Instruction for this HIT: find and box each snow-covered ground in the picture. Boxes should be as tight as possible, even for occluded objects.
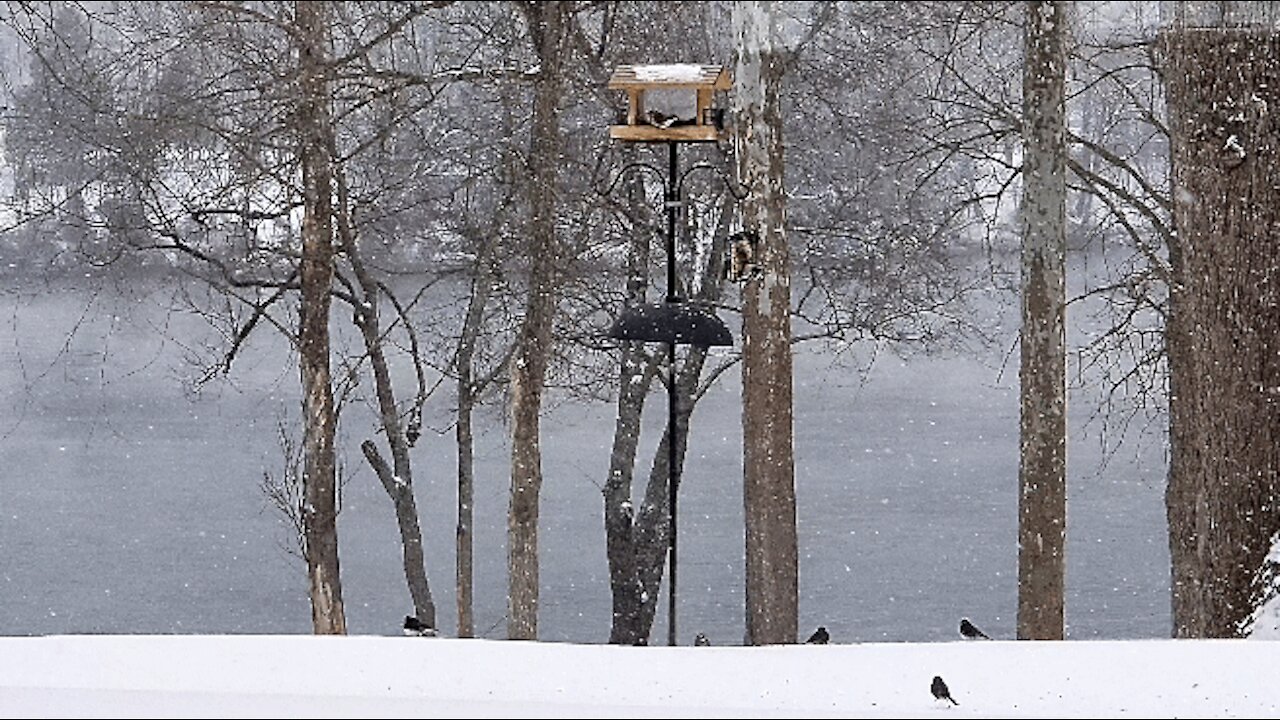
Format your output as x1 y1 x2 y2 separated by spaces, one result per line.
2 634 1276 718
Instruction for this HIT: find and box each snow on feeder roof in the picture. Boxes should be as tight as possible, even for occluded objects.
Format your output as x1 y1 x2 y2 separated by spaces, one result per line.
609 64 729 88
607 64 730 143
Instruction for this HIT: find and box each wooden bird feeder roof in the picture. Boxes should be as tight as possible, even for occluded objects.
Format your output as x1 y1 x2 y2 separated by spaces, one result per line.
608 64 730 143
607 64 731 91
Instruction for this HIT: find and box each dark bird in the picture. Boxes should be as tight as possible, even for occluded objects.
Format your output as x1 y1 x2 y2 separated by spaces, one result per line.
405 420 421 448
959 617 991 640
931 675 958 706
403 615 436 637
694 632 711 647
645 109 679 129
725 230 761 282
805 626 830 644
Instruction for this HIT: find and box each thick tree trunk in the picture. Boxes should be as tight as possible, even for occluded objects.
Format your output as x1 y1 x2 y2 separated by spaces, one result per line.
1017 0 1068 642
734 0 798 647
1162 15 1280 637
295 0 345 635
507 0 566 641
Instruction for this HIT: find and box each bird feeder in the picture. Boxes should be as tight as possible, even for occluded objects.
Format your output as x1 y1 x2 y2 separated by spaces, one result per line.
602 62 735 648
607 64 730 143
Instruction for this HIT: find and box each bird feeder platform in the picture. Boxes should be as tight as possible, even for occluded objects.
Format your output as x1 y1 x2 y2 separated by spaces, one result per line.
608 64 730 143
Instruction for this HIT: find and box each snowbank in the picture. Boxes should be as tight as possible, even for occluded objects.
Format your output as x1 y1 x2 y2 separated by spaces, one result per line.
1 634 1275 718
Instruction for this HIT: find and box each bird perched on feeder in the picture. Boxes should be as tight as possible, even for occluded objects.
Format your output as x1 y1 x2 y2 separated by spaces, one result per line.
694 632 711 646
959 617 991 640
931 675 959 706
403 615 437 637
645 109 680 128
805 626 830 644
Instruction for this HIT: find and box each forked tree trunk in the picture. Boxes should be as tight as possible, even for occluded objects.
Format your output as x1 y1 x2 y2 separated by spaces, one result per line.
329 124 437 631
1161 5 1280 637
734 0 798 647
604 170 734 644
1017 0 1068 641
604 156 658 644
295 0 345 635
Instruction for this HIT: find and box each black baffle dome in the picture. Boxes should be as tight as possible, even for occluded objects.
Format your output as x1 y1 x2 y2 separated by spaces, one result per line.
607 300 733 347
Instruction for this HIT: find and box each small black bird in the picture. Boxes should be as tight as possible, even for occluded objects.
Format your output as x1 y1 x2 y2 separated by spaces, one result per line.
805 626 830 644
931 675 958 705
403 615 436 637
694 632 711 646
959 617 991 640
645 109 679 129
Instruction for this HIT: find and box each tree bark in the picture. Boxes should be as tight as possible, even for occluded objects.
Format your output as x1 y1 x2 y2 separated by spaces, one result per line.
1017 0 1068 642
455 249 493 639
734 0 798 646
633 348 709 642
360 440 435 628
507 0 567 641
295 0 345 635
326 106 437 630
604 155 658 644
1161 11 1280 637
604 170 736 644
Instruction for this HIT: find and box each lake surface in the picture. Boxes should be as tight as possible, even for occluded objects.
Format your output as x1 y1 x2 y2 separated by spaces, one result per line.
0 270 1170 643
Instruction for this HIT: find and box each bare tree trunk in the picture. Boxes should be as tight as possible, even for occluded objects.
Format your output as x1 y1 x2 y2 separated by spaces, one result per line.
1161 6 1280 637
328 92 436 630
632 347 709 641
507 0 567 641
455 250 493 639
605 154 658 644
295 0 345 635
604 174 735 644
1018 0 1068 642
734 0 798 646
360 440 436 627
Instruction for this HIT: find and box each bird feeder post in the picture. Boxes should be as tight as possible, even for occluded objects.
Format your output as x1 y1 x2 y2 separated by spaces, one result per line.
604 63 734 647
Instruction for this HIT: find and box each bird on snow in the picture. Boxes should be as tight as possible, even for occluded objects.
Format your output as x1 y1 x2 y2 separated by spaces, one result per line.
805 626 830 644
959 617 991 640
931 675 959 706
694 632 711 646
403 615 437 637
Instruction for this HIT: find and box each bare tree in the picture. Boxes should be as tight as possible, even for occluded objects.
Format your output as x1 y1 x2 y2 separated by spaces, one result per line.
296 0 346 635
734 0 798 646
1018 0 1068 642
506 0 571 641
600 161 738 645
0 0 499 635
1160 0 1280 638
450 69 524 640
453 240 498 638
601 146 662 645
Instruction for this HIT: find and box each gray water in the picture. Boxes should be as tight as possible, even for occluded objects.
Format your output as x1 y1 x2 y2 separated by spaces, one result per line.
0 271 1170 643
